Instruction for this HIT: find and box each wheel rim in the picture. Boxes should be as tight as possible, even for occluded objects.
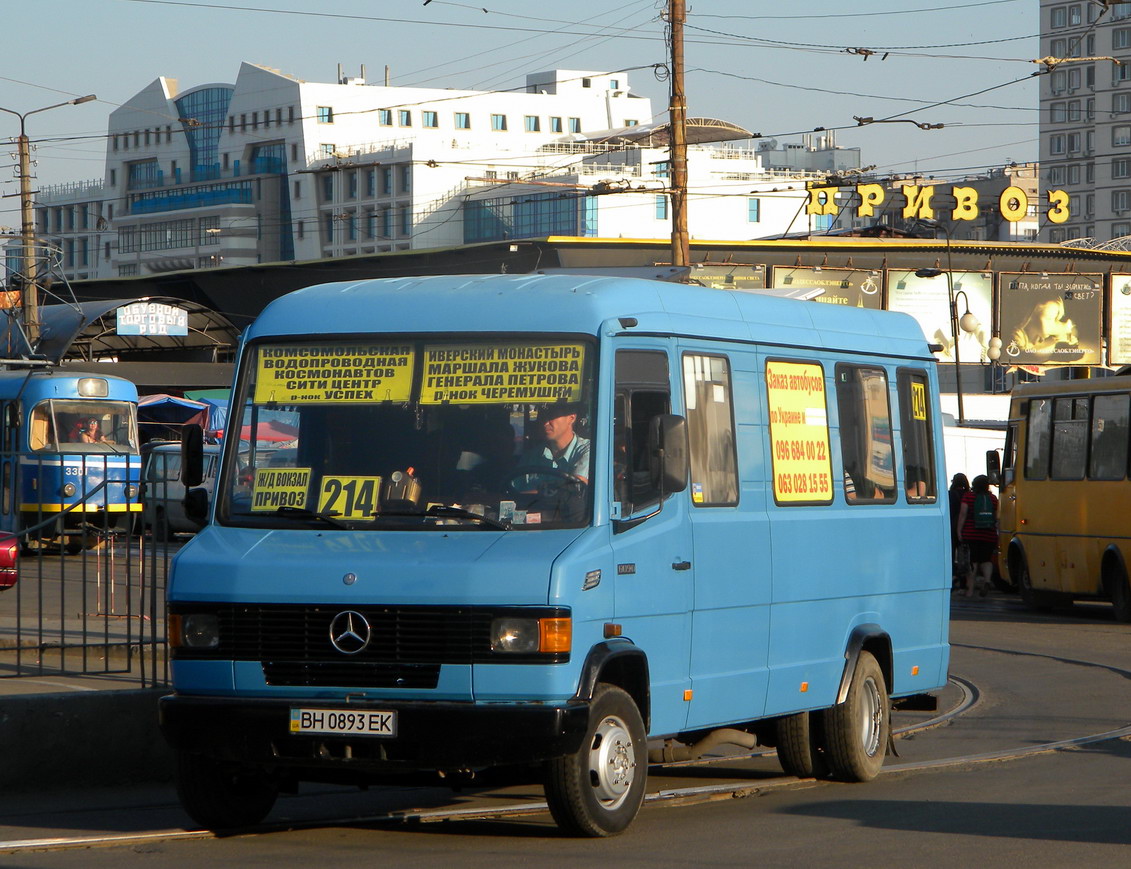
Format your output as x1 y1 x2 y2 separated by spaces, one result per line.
857 676 883 758
587 714 636 808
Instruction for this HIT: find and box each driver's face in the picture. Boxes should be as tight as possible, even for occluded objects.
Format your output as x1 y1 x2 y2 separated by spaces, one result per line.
542 412 576 445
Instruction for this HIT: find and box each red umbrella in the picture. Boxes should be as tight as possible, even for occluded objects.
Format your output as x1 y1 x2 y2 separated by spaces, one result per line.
235 420 299 443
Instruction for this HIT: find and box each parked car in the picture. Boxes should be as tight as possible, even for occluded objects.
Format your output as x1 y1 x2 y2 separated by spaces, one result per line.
141 442 221 539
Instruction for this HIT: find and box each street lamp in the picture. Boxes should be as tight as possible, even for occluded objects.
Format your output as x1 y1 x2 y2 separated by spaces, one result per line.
0 94 97 349
913 217 977 424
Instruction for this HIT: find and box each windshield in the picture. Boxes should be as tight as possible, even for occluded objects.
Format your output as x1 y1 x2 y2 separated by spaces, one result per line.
217 336 596 530
30 400 138 453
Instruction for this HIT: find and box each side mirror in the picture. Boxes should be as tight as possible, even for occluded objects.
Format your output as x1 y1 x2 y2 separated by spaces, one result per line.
986 449 1001 486
184 487 210 527
648 413 689 494
181 423 204 487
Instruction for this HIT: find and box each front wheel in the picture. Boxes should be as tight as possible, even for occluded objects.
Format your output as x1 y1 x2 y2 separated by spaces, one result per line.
545 683 647 837
174 750 279 830
823 650 889 782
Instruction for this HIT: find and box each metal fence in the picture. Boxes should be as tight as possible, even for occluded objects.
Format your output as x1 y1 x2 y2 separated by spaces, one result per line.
0 467 173 687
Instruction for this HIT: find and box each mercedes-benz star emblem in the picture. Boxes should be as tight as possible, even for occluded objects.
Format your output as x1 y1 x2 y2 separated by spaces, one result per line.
329 610 371 655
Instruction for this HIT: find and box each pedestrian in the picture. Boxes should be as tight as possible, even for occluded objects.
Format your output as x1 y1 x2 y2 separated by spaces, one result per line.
948 473 970 590
957 474 998 598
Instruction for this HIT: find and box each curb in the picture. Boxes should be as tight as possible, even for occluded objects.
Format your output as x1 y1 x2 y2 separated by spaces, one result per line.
0 689 172 790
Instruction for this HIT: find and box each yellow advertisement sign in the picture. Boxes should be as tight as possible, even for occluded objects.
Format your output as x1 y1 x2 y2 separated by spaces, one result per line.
251 467 311 511
254 343 414 404
421 342 585 404
317 476 382 520
765 360 833 503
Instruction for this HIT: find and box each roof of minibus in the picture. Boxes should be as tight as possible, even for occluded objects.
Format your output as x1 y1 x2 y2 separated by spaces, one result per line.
1012 374 1131 400
246 274 932 359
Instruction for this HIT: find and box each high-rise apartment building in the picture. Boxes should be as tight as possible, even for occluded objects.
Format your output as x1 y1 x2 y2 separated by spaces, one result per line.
1039 0 1131 243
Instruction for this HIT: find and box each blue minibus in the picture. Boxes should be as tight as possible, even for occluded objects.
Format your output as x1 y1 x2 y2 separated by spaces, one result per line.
160 274 950 836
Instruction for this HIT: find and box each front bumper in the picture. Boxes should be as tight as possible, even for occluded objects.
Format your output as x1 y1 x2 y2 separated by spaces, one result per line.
159 693 590 775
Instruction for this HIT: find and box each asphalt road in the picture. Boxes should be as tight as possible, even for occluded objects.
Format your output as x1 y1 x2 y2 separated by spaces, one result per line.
3 592 1131 868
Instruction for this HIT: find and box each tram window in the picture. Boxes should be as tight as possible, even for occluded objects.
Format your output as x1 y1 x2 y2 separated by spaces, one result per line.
1050 397 1088 480
835 364 896 504
1089 394 1130 480
29 406 56 451
897 370 937 502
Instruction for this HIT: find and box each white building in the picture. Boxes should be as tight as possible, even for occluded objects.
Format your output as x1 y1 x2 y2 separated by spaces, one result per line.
28 62 860 282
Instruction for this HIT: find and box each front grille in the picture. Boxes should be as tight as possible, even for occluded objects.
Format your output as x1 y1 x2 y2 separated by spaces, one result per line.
216 604 495 663
170 604 570 687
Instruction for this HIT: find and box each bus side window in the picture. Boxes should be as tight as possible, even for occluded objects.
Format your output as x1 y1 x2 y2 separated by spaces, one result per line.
682 353 738 506
897 370 937 502
1088 393 1129 480
1024 398 1053 480
835 364 896 504
614 350 670 516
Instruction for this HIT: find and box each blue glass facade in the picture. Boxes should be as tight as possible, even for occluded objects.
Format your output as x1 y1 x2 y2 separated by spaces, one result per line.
464 192 596 244
174 86 234 178
250 143 294 260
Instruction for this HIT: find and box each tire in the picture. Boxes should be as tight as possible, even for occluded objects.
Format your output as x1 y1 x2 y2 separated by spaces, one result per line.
1016 555 1057 613
544 683 647 837
174 750 279 830
775 711 829 779
823 651 889 782
1108 565 1131 623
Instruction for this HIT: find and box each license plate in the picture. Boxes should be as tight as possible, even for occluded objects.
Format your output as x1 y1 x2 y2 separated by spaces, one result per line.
289 707 397 737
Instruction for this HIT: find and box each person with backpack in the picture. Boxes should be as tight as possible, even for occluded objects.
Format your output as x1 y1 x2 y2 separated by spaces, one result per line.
957 474 999 598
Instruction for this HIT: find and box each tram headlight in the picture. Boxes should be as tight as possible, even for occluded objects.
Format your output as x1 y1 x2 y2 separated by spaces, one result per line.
61 482 77 497
124 484 139 499
77 377 109 398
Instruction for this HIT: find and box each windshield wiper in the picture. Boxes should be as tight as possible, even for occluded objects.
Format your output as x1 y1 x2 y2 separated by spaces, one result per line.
271 506 350 529
424 504 510 531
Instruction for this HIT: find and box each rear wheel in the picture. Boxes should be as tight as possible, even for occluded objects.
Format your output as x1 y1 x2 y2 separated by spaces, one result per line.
175 750 278 830
1108 564 1131 623
824 651 889 782
775 711 829 778
545 683 646 837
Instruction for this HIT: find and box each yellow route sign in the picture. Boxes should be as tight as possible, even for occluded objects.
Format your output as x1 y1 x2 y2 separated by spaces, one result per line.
421 342 585 404
254 343 414 404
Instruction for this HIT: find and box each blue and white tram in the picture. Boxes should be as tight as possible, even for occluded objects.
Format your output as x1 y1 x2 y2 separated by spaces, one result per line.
0 368 141 548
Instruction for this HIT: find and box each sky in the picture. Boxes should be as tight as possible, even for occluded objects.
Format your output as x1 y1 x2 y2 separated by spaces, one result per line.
0 0 1040 229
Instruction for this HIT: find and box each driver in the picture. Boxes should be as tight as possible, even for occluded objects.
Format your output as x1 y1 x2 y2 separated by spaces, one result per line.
523 402 590 484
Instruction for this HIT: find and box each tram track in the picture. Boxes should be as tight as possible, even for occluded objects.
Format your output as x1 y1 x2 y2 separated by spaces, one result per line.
2 668 1128 855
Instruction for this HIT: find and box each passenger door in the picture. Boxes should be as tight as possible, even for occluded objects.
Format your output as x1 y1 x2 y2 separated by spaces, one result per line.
610 346 694 737
680 347 772 729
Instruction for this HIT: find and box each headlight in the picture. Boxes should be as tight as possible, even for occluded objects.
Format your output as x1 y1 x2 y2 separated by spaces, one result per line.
490 616 571 654
178 613 220 649
125 484 139 498
61 482 77 497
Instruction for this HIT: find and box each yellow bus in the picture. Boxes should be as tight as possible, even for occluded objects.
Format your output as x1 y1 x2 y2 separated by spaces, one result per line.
1000 374 1131 620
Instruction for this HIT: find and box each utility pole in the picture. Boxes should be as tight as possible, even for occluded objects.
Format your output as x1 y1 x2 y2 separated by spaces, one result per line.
0 95 96 350
668 0 689 269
